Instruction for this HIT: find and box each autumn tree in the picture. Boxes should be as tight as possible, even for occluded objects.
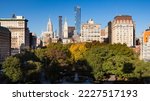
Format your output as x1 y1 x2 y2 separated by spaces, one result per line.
69 43 88 62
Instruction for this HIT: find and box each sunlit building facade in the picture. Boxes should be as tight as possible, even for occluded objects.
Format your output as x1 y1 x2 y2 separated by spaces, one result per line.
80 19 102 42
0 15 30 55
108 15 135 47
42 18 53 46
62 19 71 44
140 28 150 61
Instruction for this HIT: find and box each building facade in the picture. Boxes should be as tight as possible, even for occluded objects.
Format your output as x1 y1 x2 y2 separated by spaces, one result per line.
68 26 75 38
108 15 135 47
30 32 37 49
140 28 150 61
62 19 71 44
42 18 53 46
0 15 30 55
0 26 11 62
63 19 68 39
74 5 81 35
36 37 42 48
59 16 63 39
80 19 102 42
101 26 109 43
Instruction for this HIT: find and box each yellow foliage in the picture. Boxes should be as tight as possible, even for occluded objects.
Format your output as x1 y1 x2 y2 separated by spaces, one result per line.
69 43 88 61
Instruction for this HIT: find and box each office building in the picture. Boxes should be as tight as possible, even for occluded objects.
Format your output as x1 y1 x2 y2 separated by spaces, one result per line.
80 19 102 42
62 19 71 44
36 37 42 48
42 18 53 46
63 18 68 38
108 15 135 47
0 26 11 62
140 28 150 61
30 32 37 49
68 26 75 38
0 15 30 55
101 26 109 43
59 16 63 39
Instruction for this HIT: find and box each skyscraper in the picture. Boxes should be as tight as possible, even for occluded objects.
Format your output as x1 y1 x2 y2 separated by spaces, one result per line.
59 16 62 39
63 18 68 38
62 18 71 44
42 18 53 46
47 18 53 34
74 5 81 35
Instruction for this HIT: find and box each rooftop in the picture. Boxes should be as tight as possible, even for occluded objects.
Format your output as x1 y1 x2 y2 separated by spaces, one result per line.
0 15 28 21
114 15 132 20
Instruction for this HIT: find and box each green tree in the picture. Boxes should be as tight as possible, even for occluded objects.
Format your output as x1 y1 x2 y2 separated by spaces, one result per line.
134 60 150 79
2 56 23 82
34 48 46 62
24 60 43 83
84 46 105 81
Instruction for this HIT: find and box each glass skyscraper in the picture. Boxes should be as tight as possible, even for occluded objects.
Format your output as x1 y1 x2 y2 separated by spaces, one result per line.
59 16 62 39
74 5 81 35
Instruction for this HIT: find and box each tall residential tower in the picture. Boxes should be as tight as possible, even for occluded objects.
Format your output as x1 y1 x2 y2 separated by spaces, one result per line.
74 5 81 35
59 16 63 39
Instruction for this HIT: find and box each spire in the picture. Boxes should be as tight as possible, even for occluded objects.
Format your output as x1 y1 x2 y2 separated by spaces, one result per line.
47 18 53 32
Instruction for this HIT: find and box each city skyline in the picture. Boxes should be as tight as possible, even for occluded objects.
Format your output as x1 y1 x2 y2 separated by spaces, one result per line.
1 0 150 37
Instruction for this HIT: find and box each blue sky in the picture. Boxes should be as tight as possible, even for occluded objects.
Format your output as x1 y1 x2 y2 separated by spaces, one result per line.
1 0 150 37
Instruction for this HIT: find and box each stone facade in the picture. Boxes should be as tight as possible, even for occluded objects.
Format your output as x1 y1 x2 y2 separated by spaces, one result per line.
0 16 30 55
80 19 102 42
108 15 135 47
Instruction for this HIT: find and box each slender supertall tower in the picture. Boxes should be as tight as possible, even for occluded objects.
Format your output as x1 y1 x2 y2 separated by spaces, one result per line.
74 5 81 35
59 16 62 39
63 18 68 38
